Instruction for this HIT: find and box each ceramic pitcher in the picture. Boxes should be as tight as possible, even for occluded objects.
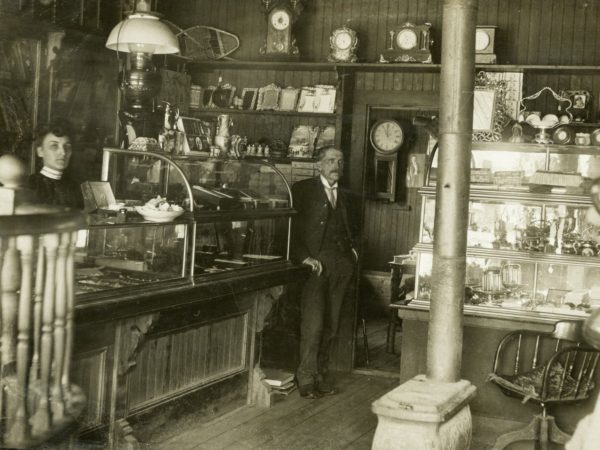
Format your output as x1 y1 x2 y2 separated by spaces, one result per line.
215 114 232 152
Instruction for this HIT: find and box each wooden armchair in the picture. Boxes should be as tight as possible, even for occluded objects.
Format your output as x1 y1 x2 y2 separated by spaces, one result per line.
488 320 599 450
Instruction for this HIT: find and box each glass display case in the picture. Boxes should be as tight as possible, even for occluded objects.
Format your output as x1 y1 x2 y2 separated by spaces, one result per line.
99 148 293 280
413 141 600 320
75 221 190 297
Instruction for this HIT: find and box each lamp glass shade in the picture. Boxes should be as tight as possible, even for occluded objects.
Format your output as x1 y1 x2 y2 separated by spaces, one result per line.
105 13 179 54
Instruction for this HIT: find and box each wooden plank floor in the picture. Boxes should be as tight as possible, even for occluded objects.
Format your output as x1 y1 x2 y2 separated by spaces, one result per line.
145 373 398 450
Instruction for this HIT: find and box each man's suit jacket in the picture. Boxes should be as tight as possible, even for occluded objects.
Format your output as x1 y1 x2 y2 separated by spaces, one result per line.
290 176 354 264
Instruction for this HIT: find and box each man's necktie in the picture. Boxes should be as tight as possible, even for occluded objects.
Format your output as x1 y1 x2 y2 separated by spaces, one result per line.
325 186 337 208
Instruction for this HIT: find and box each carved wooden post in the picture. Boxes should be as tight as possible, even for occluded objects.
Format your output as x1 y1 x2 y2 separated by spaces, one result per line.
31 233 58 434
6 235 35 443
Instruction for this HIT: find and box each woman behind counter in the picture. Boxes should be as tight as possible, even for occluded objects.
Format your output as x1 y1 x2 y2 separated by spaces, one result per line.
29 118 83 209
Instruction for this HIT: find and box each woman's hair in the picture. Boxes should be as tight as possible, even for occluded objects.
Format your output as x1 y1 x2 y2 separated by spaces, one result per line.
34 118 74 147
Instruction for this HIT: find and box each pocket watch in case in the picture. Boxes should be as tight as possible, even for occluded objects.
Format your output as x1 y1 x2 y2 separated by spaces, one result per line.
475 26 497 64
328 27 358 62
380 23 433 64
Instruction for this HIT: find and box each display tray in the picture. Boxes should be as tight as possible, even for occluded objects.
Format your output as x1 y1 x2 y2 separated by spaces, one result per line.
75 266 177 294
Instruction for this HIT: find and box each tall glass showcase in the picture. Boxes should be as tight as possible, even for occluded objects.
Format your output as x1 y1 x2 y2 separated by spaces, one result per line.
412 142 600 321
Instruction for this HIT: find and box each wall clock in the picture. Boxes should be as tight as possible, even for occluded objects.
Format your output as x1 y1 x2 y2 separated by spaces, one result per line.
260 1 305 59
328 27 358 62
380 23 433 64
475 26 497 64
370 119 405 154
370 119 406 201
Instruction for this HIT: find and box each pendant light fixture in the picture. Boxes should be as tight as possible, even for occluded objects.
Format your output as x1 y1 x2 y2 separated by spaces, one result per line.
105 0 179 111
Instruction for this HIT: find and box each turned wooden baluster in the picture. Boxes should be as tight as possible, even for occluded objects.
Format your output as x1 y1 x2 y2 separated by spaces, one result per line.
31 233 59 435
29 243 45 382
6 235 35 444
51 231 70 422
1 236 20 437
0 236 5 435
62 231 77 399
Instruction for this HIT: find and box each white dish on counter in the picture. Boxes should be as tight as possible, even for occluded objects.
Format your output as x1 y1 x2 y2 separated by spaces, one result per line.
135 206 184 223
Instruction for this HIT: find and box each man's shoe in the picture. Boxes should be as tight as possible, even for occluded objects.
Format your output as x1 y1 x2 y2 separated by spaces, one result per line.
298 385 322 399
316 382 338 396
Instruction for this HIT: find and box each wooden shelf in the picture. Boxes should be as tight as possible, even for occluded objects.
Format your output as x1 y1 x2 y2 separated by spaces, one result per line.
188 107 337 118
419 185 592 206
187 60 600 75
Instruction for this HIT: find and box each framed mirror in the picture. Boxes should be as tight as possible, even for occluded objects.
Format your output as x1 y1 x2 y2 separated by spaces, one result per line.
241 88 258 110
472 72 508 142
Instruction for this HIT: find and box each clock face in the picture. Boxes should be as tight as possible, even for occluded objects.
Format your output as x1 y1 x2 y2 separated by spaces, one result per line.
475 30 490 52
370 120 405 154
271 10 291 31
396 29 418 51
334 32 352 51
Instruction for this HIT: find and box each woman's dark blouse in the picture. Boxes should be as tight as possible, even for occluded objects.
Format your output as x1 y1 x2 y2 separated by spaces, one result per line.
28 173 83 209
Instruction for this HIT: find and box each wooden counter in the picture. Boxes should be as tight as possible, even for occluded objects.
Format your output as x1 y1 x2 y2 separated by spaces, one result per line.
397 306 598 433
71 262 309 449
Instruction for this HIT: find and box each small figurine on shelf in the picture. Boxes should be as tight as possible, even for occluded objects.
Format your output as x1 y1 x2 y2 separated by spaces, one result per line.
264 144 270 158
256 144 264 157
247 144 256 156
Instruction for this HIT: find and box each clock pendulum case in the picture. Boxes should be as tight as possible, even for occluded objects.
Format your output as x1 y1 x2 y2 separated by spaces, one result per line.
260 0 305 59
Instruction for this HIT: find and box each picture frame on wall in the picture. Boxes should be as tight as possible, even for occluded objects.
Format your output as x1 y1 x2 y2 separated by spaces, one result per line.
241 88 258 110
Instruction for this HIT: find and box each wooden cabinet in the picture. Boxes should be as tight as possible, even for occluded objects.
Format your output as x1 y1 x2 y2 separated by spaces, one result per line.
0 35 41 168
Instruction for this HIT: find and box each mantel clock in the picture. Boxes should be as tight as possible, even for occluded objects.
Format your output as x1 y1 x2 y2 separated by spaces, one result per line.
380 23 433 64
475 26 497 64
328 27 358 63
260 0 305 59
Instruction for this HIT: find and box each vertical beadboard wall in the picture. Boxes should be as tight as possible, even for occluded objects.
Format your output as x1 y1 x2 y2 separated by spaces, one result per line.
160 0 600 269
162 0 600 66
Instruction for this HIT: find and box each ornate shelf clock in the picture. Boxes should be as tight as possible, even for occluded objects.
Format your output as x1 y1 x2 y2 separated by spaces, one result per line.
380 23 433 64
260 0 305 59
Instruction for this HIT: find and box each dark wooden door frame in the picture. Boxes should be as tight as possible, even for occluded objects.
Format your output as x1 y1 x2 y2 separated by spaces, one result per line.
337 89 438 373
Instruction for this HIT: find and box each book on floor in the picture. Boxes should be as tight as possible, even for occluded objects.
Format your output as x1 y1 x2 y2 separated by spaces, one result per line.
270 381 295 391
262 368 294 387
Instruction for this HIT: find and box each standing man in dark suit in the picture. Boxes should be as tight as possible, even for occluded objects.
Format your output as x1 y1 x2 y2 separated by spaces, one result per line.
291 146 357 399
